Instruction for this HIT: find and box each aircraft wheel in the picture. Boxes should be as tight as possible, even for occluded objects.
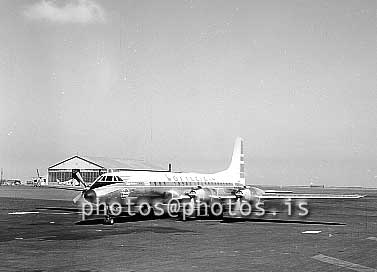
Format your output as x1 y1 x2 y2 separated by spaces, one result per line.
103 216 114 225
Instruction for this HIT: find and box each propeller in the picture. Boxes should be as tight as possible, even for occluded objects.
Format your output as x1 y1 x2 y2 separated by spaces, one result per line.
184 186 205 218
73 171 87 188
72 171 89 203
73 192 84 203
232 198 242 216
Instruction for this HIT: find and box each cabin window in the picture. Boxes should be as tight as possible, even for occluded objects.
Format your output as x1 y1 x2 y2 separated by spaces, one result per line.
105 176 113 181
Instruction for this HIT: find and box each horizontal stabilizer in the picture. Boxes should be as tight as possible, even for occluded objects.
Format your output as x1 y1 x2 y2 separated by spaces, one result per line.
259 194 365 199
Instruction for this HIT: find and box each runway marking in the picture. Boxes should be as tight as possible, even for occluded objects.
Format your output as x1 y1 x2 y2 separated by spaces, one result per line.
302 230 322 234
30 235 57 240
312 254 377 272
366 237 377 241
45 212 74 215
8 211 39 215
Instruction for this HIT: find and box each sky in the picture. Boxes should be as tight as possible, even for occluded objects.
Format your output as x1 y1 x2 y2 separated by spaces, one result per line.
0 0 376 186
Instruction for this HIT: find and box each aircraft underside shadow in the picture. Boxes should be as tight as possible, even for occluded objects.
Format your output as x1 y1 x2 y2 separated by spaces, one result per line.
74 213 346 225
75 214 176 225
37 207 346 226
37 207 82 212
220 217 346 225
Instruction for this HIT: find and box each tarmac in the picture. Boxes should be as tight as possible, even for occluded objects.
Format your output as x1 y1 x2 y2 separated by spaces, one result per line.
0 186 376 272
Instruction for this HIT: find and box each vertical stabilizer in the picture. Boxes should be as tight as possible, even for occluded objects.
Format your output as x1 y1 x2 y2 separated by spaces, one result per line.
227 137 245 185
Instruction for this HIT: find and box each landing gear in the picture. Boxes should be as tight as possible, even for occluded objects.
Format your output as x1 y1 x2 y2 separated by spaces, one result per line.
103 216 114 225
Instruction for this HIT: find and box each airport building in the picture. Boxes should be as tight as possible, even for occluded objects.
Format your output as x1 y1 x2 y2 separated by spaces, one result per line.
47 156 166 185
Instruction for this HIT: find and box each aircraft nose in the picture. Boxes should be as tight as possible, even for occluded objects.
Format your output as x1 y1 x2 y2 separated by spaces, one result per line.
83 189 97 203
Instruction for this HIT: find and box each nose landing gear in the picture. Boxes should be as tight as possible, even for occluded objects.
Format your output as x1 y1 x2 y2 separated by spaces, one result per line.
103 215 114 225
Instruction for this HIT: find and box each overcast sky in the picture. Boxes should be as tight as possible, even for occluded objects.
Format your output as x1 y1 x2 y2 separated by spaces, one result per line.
0 0 376 186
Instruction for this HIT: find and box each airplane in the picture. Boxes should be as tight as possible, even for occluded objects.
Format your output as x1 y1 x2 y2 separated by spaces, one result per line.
67 137 364 225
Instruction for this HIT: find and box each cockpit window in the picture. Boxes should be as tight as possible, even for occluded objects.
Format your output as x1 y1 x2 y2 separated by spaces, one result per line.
89 175 123 189
90 181 119 189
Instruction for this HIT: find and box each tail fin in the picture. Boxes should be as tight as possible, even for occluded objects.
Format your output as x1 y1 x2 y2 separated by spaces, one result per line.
227 137 245 185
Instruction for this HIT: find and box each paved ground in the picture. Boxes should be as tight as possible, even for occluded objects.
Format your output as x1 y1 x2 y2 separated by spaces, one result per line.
0 186 376 272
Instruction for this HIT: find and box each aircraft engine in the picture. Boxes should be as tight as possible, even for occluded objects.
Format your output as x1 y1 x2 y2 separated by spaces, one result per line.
187 187 212 202
233 186 265 202
234 187 252 201
165 190 180 199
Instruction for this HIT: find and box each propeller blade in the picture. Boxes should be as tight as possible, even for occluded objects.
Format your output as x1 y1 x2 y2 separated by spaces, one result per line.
73 171 87 188
73 192 83 203
234 198 241 214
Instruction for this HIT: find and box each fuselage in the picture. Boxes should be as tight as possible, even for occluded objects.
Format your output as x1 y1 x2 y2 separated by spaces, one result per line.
84 170 245 205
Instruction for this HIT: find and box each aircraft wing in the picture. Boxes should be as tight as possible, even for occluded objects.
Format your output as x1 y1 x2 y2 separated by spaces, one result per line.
209 195 236 199
264 190 293 194
175 195 191 200
208 193 365 200
259 193 365 199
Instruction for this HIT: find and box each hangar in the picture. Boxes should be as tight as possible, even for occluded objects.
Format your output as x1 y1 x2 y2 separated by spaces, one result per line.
47 156 167 185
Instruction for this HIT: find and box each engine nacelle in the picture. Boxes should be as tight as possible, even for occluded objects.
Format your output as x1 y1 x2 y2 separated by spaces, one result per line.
234 188 252 201
234 186 265 202
187 187 212 202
